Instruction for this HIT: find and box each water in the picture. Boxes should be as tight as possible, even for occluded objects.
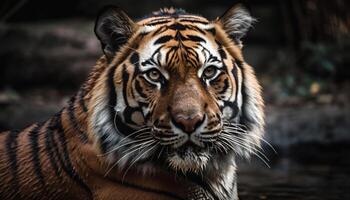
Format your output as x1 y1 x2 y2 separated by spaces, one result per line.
237 144 350 200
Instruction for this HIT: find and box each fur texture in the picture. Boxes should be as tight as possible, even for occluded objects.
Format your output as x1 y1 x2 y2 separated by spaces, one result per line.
0 5 264 200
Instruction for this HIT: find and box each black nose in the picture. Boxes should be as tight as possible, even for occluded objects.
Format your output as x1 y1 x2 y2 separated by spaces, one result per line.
172 114 205 133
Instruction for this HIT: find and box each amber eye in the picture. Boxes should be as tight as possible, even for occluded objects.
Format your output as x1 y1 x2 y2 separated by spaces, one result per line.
203 66 218 79
146 69 161 82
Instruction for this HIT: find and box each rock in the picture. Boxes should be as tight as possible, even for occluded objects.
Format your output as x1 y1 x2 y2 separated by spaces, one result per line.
265 104 350 147
0 20 100 89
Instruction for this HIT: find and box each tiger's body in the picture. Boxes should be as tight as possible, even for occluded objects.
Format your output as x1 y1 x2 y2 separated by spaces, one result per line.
0 5 264 200
0 99 191 200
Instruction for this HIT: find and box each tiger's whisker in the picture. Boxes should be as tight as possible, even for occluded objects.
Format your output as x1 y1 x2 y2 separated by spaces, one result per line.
223 124 277 154
220 133 269 162
218 136 271 168
121 141 159 182
157 146 165 159
104 139 155 176
100 134 152 156
221 131 265 152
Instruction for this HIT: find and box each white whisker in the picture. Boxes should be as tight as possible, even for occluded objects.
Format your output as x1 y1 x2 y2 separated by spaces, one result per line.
104 139 155 176
223 123 277 154
100 134 152 156
122 141 159 181
218 135 270 168
221 133 269 162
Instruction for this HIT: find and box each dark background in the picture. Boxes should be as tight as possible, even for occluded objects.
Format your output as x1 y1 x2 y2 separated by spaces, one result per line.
0 0 349 199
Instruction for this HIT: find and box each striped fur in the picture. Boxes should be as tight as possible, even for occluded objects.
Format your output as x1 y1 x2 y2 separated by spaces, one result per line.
0 5 264 200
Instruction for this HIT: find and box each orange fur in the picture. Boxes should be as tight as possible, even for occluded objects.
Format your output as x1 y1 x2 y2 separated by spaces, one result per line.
0 5 264 200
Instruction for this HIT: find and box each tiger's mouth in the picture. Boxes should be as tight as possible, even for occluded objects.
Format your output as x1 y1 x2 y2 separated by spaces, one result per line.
109 117 223 173
152 128 221 173
172 142 206 156
166 143 211 173
150 118 222 173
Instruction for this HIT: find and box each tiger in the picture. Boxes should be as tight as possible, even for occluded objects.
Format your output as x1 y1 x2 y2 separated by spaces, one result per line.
0 4 264 200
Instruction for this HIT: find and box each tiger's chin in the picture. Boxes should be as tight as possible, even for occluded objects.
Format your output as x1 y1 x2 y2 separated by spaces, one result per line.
167 145 211 173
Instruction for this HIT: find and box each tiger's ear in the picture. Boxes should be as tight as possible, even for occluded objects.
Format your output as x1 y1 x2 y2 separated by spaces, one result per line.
94 6 136 59
218 5 255 46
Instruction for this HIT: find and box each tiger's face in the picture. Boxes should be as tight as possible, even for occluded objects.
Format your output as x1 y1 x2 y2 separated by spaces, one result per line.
92 6 264 173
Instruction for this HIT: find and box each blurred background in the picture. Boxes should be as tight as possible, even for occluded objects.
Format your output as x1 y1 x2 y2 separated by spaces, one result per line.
0 0 349 199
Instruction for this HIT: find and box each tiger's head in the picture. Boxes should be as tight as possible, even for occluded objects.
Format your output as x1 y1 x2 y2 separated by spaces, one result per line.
90 5 264 174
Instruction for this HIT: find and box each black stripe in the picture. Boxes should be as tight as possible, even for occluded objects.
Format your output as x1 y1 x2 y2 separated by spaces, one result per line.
138 31 149 40
169 23 187 31
178 19 209 25
5 130 21 197
218 77 230 95
231 61 239 102
99 133 109 153
67 96 88 143
147 19 171 26
141 59 153 66
130 52 140 66
154 35 173 45
130 52 141 82
152 26 168 36
187 25 206 35
135 78 148 98
114 114 137 136
218 44 227 60
107 63 140 135
175 31 187 41
50 111 92 197
29 122 46 187
207 28 216 36
122 65 130 107
45 118 61 177
78 88 88 112
108 65 118 134
187 35 206 43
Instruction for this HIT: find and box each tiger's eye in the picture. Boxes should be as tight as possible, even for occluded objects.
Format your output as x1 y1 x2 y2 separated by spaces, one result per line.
203 66 217 79
147 69 161 82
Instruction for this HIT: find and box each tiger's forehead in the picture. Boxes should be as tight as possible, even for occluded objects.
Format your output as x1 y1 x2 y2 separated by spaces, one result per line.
137 13 210 27
137 13 214 38
134 16 223 74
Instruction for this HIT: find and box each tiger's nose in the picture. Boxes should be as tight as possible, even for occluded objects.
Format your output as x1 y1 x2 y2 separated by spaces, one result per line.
173 114 205 133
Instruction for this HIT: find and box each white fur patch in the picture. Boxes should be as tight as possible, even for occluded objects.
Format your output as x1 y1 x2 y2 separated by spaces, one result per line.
167 151 210 173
